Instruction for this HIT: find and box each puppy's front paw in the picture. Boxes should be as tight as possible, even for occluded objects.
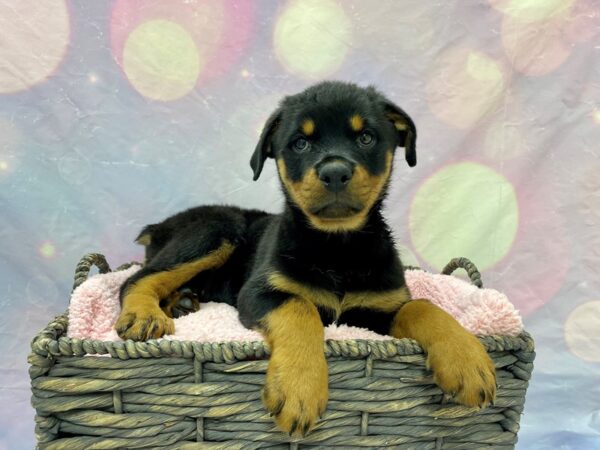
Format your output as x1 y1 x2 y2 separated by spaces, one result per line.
263 351 328 437
115 301 175 341
427 332 496 408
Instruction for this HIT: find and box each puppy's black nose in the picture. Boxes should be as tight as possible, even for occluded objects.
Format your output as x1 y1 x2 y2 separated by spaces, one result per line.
318 160 353 193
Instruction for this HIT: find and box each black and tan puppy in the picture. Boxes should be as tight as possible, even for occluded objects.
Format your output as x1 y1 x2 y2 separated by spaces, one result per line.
116 81 496 437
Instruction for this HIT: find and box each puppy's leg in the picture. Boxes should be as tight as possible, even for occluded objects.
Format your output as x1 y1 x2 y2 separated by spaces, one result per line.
239 286 328 437
116 240 235 341
390 299 496 408
261 297 328 437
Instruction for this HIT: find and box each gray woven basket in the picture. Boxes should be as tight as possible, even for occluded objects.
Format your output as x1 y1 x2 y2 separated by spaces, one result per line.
29 254 535 449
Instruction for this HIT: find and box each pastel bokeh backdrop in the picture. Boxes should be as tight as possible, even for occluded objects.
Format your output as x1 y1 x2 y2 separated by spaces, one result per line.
1 1 599 448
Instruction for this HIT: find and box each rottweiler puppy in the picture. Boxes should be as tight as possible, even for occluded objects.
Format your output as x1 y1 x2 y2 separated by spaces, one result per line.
115 81 496 437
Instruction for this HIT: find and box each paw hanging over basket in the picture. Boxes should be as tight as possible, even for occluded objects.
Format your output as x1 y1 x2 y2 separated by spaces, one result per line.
29 253 535 449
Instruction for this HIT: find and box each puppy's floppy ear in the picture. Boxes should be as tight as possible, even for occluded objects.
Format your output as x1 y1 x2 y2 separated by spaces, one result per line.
250 109 281 181
382 101 417 167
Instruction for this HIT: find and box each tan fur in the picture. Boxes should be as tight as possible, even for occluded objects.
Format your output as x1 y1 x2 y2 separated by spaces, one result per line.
115 241 235 340
309 211 369 233
343 286 411 313
386 111 416 152
386 111 409 131
260 297 328 437
268 272 411 319
277 161 328 213
301 119 315 136
115 294 175 341
390 299 497 408
277 152 393 233
349 114 364 132
269 272 340 316
347 150 393 209
135 233 151 246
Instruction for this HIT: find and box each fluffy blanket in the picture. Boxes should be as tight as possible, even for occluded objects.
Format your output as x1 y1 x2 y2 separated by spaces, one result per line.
67 265 522 342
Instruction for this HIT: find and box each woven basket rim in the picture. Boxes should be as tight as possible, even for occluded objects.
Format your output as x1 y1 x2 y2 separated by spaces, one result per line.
30 310 535 366
28 253 533 368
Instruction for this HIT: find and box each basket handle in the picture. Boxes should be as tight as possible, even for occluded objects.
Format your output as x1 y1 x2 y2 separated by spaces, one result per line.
72 253 111 291
441 257 483 288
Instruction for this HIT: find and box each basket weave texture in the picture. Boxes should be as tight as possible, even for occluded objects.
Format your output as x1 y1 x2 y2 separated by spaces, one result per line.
29 254 535 449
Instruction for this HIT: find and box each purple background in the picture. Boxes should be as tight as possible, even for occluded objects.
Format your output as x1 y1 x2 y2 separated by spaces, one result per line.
1 1 599 448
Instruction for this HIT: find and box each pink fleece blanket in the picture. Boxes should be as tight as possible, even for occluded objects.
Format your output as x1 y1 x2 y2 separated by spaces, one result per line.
67 265 522 342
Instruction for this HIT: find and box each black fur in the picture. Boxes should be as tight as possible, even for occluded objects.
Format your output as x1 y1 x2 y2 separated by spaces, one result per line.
121 81 417 334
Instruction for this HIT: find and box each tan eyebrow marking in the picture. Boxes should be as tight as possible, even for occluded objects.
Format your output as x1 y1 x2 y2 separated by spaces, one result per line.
301 119 315 136
350 114 364 132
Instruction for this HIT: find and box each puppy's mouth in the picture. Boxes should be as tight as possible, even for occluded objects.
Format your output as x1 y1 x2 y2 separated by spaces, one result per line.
309 201 364 219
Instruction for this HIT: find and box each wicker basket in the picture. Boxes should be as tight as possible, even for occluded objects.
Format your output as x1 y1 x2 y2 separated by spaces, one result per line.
29 254 535 449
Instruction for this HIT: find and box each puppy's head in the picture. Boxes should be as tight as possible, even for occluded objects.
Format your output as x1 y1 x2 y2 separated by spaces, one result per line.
250 81 417 232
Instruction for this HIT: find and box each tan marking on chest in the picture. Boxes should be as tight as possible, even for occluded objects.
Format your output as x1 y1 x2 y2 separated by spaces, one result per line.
269 272 341 318
342 287 411 313
268 272 411 320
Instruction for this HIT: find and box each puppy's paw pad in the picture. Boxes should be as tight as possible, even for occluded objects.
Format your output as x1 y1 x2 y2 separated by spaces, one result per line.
161 288 201 318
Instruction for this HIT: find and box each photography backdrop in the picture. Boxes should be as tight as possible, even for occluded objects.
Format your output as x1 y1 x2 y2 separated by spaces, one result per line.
1 1 599 448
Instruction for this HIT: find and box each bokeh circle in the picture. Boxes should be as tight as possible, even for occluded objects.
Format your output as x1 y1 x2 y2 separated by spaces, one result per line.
123 20 201 101
563 0 599 45
274 0 351 79
565 301 600 363
39 242 56 259
409 162 519 271
111 0 254 99
489 0 574 22
495 179 571 317
346 0 435 59
0 0 70 93
501 11 572 77
426 49 506 129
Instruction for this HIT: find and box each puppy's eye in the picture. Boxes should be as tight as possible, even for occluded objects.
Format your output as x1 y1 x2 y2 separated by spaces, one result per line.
292 137 310 153
357 131 375 148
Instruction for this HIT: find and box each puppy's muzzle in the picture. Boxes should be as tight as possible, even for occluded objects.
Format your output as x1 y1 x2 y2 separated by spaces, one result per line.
317 159 354 193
